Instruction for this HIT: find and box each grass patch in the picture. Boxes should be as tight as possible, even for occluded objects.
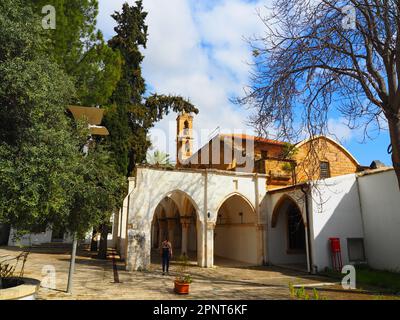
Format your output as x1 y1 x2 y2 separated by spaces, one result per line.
322 265 400 294
288 282 326 300
356 266 400 293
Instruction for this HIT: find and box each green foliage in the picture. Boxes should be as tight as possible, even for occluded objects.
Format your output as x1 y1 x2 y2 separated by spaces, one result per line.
105 2 198 176
289 281 295 297
108 1 148 107
31 0 99 75
281 143 298 173
0 0 125 239
176 254 193 284
0 0 76 232
282 162 296 173
73 32 123 106
0 0 195 241
60 143 126 238
288 282 325 300
281 142 298 159
354 266 400 293
146 150 172 166
31 1 122 108
0 251 29 281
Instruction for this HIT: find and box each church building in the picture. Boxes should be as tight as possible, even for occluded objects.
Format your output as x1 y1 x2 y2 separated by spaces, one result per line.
115 113 400 274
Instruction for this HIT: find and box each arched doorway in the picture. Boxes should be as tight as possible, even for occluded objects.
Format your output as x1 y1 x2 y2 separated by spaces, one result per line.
270 195 307 270
214 194 258 265
150 191 200 265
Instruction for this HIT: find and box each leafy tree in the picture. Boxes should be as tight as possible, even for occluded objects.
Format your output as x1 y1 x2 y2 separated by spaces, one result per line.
105 2 198 177
0 0 125 243
31 0 99 74
146 150 171 166
0 0 77 233
73 32 123 107
239 0 400 189
31 1 122 107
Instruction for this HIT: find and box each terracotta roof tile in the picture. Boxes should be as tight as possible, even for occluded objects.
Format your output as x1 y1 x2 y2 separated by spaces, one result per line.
220 134 285 146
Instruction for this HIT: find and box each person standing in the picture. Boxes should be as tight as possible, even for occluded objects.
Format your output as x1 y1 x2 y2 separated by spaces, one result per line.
161 238 172 275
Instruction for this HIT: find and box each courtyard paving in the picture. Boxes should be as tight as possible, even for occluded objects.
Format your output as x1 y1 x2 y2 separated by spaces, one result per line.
0 246 398 300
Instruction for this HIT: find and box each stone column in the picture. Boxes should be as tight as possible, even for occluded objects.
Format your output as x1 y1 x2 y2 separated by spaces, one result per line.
196 220 206 267
180 216 191 255
126 224 151 271
256 223 266 265
158 219 167 249
167 218 175 248
205 222 215 268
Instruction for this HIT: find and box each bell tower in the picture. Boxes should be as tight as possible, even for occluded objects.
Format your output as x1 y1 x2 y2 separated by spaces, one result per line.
176 112 194 166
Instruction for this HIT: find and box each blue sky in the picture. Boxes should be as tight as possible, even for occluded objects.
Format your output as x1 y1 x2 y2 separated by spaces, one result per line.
97 0 392 166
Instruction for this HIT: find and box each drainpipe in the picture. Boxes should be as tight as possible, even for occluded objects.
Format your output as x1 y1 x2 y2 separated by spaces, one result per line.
254 173 266 265
301 184 314 274
203 170 208 268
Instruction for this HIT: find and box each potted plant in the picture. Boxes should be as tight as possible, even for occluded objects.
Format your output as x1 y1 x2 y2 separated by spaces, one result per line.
174 254 193 294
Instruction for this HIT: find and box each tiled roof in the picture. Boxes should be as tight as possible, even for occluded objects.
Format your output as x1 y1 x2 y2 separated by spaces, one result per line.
220 134 285 146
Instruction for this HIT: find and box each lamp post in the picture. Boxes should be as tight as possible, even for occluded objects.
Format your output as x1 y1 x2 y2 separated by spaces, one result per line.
66 106 109 294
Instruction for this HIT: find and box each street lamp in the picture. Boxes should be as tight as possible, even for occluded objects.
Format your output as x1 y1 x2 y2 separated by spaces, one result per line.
66 106 109 294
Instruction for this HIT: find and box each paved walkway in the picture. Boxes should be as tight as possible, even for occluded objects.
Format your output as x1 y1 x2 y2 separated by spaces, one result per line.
0 246 397 300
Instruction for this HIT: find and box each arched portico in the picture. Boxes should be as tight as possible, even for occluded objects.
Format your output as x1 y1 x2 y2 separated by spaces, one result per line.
125 167 268 271
214 194 259 265
150 191 200 265
269 194 307 269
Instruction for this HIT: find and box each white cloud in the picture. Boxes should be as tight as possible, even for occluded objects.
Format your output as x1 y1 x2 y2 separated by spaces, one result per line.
327 117 356 143
97 0 270 161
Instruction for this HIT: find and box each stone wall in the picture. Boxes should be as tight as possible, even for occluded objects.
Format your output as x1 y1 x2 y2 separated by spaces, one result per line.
294 137 359 183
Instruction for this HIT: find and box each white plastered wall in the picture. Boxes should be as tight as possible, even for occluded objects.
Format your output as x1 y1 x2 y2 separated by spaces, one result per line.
357 170 400 271
310 174 364 271
125 167 267 270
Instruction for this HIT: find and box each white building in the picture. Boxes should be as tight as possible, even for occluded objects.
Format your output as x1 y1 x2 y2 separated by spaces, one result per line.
113 113 400 274
113 165 399 274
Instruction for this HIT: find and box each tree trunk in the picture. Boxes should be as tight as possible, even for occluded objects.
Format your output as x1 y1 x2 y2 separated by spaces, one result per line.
97 224 108 259
90 228 98 252
388 115 400 191
67 233 78 294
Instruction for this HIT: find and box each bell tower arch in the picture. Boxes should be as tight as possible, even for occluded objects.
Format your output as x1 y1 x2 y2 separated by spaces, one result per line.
176 112 194 166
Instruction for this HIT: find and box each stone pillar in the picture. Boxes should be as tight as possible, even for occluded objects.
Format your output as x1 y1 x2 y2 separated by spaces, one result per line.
126 225 151 271
205 222 215 268
112 210 120 249
180 216 191 255
167 218 175 248
151 222 158 249
256 224 266 265
158 219 167 249
196 220 206 267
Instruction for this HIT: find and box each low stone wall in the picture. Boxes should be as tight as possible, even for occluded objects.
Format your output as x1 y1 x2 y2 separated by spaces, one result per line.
0 278 40 300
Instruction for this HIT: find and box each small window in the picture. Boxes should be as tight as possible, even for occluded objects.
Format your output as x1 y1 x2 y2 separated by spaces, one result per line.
261 150 268 160
347 238 366 262
185 140 191 153
182 121 190 136
287 206 306 251
320 161 331 179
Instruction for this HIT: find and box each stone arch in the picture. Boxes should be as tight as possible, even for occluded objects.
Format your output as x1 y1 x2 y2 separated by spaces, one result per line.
215 192 256 216
214 192 259 265
150 189 203 266
269 193 307 268
271 194 304 228
148 188 203 225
